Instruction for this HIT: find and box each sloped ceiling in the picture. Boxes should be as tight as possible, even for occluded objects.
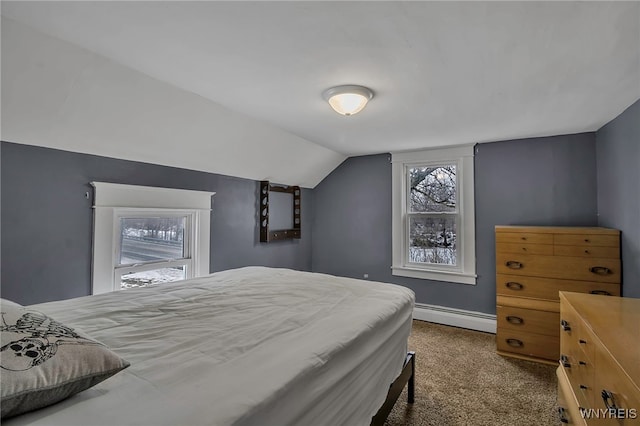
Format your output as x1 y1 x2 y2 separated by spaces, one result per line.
1 17 345 188
2 1 639 187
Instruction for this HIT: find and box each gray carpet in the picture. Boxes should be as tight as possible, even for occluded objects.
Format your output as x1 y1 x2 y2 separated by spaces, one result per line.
385 320 559 426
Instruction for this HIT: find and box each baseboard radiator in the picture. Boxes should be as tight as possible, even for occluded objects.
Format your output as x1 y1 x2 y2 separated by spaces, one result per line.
413 303 496 333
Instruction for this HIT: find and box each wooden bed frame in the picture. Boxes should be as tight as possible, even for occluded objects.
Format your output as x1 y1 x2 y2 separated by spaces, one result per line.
371 351 416 426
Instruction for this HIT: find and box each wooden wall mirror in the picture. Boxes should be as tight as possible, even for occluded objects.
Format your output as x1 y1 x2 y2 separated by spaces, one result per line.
260 181 301 242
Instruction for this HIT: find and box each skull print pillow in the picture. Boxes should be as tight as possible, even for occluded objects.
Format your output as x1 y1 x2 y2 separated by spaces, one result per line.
0 300 130 418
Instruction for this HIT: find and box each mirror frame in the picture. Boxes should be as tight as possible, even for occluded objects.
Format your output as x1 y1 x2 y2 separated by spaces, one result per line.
260 180 301 242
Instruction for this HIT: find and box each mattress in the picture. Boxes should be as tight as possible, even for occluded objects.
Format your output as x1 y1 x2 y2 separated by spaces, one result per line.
5 267 415 426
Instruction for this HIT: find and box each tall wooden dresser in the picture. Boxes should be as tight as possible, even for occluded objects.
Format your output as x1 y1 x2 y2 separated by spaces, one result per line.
495 226 621 365
557 292 639 425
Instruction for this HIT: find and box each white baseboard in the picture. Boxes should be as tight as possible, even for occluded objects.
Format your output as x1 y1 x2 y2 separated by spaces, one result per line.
413 303 496 334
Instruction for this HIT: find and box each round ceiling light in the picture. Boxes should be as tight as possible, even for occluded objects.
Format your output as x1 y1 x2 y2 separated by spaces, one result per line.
322 85 374 116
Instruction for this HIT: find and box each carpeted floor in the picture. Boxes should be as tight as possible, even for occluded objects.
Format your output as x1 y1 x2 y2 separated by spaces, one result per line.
385 320 559 426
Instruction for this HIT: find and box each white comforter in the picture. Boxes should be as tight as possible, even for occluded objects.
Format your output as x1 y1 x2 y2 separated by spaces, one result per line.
6 267 415 426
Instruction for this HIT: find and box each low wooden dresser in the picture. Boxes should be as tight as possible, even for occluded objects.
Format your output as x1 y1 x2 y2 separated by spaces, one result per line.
557 292 640 425
495 226 620 364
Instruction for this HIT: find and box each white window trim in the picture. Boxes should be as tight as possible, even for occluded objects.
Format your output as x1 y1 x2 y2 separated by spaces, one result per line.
391 145 476 285
91 182 215 294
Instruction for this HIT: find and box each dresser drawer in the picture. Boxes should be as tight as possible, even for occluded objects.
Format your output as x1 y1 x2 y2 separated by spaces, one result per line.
554 234 619 248
496 242 554 255
496 253 621 283
559 308 597 410
593 345 640 425
497 305 559 337
497 274 620 301
560 303 596 363
496 330 559 361
554 245 620 259
496 232 553 245
557 367 588 426
560 349 596 409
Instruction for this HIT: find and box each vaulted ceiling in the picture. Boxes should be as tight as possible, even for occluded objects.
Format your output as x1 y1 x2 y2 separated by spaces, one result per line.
2 1 639 187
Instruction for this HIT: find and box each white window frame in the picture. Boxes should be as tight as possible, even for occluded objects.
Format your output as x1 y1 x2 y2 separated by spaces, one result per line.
91 182 215 294
391 145 476 284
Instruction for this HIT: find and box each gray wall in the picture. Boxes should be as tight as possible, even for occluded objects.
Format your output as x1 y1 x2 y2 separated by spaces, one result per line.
596 99 640 298
1 142 312 305
312 133 598 314
4 112 636 310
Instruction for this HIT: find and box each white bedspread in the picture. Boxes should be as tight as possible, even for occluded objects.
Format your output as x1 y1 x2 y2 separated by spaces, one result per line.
6 267 414 426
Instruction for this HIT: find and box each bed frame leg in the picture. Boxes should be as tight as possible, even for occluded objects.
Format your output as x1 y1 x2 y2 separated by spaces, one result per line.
370 351 416 426
407 351 415 404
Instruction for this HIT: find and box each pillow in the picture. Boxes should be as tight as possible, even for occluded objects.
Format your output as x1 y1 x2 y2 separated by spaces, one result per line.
0 303 130 418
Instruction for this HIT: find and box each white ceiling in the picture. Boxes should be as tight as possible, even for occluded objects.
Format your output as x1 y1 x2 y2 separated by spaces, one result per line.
2 1 639 157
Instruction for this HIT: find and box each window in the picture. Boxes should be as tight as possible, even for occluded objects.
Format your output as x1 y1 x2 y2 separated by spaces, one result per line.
91 182 215 294
408 165 458 265
116 214 190 289
392 145 476 284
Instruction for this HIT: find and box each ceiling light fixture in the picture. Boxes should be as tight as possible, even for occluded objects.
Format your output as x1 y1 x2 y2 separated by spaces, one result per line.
322 85 374 116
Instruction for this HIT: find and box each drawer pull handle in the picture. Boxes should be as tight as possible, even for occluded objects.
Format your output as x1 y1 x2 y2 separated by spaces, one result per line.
506 316 524 325
521 237 527 241
601 390 618 412
584 238 590 243
580 384 588 390
558 407 569 423
505 282 523 290
590 290 612 296
506 261 523 269
584 249 590 254
579 361 587 366
560 354 571 368
579 339 587 345
590 266 611 275
506 338 523 348
560 319 571 331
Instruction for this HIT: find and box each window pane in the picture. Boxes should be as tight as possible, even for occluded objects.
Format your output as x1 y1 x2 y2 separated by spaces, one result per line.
409 216 457 265
119 217 186 265
120 266 186 289
409 165 456 213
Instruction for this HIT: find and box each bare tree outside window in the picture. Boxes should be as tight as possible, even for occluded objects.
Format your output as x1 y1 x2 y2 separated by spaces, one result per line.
119 217 185 265
408 165 457 265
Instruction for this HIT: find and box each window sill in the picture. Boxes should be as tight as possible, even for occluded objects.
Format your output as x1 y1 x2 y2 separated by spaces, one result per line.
391 266 477 285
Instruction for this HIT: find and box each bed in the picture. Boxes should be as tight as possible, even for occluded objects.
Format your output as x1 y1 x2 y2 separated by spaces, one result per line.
1 266 415 426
